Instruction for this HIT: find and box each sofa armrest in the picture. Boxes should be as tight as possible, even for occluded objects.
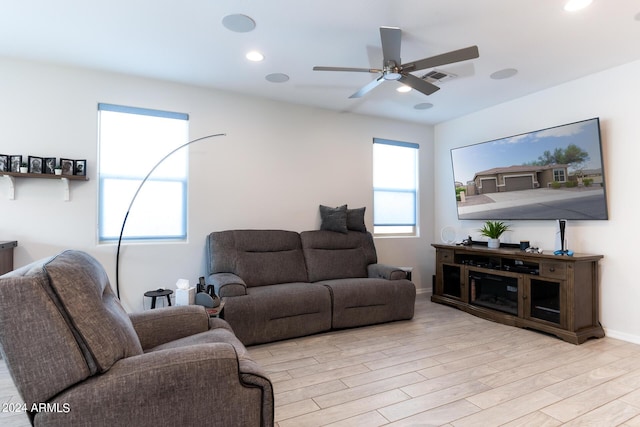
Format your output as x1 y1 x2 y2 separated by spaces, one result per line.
368 263 409 280
209 272 248 297
38 344 274 427
129 305 209 350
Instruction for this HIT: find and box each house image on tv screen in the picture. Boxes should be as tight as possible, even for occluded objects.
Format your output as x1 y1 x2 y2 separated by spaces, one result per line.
469 164 571 194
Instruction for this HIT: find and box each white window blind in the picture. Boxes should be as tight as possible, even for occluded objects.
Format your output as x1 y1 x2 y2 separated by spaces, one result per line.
373 138 419 235
98 103 189 242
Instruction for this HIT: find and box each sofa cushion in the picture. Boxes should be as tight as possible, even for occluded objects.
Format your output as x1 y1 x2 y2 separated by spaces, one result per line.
300 230 378 282
0 270 92 409
222 282 332 345
129 305 210 351
319 277 416 328
210 272 248 297
346 207 367 232
319 204 348 233
43 250 143 372
207 230 308 286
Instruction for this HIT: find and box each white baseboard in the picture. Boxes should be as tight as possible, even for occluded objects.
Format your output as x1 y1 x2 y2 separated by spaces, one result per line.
602 327 640 345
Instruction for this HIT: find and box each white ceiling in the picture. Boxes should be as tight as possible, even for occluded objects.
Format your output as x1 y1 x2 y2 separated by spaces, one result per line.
1 0 639 125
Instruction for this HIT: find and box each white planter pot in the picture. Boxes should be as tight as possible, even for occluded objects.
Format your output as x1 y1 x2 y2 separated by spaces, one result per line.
19 167 28 173
488 238 500 249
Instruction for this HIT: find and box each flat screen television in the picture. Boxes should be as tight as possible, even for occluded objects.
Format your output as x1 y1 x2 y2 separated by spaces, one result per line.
451 117 608 220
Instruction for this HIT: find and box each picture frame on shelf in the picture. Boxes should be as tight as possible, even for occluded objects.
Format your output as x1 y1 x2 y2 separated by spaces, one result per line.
9 155 22 172
60 158 74 176
28 156 43 174
0 154 8 172
74 159 86 176
44 157 57 174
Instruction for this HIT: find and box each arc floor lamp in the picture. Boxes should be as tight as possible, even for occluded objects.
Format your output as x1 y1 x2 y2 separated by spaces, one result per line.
115 133 226 298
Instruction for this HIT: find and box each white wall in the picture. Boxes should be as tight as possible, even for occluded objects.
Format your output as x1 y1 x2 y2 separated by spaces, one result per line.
434 59 640 343
0 58 434 311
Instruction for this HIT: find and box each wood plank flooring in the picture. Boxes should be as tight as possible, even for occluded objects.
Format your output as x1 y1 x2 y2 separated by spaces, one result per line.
4 294 640 426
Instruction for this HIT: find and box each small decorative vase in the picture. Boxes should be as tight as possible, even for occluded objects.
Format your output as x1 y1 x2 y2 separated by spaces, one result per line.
488 238 500 249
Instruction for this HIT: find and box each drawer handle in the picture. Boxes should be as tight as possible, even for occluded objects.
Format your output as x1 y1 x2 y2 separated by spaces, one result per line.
549 267 555 272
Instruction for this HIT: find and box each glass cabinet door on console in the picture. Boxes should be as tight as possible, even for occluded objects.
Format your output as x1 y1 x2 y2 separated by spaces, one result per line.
524 259 568 328
442 264 463 299
524 278 564 326
436 249 464 301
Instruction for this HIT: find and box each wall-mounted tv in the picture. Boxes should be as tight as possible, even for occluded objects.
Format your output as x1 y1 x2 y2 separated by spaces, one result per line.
451 117 608 220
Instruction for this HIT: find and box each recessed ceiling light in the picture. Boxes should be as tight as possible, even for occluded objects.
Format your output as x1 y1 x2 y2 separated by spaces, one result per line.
490 68 518 80
396 85 411 93
265 73 289 83
414 103 434 110
564 0 593 12
246 51 264 62
222 14 256 32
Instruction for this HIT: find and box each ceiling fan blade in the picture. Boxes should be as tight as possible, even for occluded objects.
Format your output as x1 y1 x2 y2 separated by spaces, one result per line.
380 26 401 65
349 76 385 98
402 46 479 73
398 73 440 96
313 66 381 73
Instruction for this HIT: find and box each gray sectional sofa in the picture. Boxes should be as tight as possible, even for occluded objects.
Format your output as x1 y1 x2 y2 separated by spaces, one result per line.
206 229 416 346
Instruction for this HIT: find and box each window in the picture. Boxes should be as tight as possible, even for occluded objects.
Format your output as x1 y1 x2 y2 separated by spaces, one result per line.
373 138 419 235
553 168 566 182
98 103 189 243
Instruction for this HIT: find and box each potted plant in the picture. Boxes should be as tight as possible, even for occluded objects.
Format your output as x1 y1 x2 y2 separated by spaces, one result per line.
54 162 62 175
479 220 511 249
20 162 28 173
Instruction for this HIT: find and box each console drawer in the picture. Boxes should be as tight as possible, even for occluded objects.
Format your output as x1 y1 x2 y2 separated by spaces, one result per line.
539 262 567 279
437 249 455 264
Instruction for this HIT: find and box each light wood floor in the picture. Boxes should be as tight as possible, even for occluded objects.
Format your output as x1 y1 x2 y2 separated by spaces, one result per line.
4 294 640 426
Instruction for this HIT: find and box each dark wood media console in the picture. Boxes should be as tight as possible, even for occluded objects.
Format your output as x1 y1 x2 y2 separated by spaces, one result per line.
0 241 17 275
432 243 604 344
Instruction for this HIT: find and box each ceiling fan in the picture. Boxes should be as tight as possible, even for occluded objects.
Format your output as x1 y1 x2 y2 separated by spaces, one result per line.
313 26 479 98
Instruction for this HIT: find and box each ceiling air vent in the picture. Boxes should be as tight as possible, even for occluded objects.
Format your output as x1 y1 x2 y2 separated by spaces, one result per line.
421 69 456 83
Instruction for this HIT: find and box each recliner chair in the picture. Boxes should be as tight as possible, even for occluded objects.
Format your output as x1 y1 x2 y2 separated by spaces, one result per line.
0 250 273 426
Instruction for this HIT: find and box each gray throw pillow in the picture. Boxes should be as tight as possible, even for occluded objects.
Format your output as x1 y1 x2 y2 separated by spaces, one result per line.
347 207 367 232
319 204 348 233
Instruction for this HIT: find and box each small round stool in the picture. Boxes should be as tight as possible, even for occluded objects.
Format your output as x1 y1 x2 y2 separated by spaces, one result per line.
144 288 173 309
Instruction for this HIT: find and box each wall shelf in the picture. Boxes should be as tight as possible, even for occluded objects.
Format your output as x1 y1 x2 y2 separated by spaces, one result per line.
1 171 89 201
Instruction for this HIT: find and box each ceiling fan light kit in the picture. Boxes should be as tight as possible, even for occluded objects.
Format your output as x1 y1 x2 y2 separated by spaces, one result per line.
313 26 479 100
